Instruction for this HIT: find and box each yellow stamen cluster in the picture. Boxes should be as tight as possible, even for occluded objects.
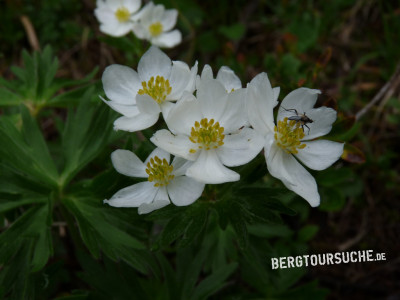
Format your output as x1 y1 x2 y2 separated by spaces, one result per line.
189 118 225 153
149 22 163 37
138 76 172 104
274 117 306 154
145 156 174 187
115 7 130 22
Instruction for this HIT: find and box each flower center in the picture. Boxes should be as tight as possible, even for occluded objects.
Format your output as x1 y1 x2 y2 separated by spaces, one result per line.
115 7 130 22
274 117 306 154
149 22 163 37
145 156 174 187
189 118 225 153
138 76 172 104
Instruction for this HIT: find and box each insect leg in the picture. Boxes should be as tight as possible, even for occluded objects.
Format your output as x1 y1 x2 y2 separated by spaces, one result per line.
304 124 311 135
280 106 299 115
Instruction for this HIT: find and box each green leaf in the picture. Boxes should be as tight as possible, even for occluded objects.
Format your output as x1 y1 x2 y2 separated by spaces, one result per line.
64 196 145 250
319 187 346 212
20 105 58 178
0 196 47 213
77 252 149 300
156 203 209 248
179 204 208 248
0 107 58 188
236 186 297 216
178 240 213 299
0 86 23 106
218 23 245 41
227 201 249 250
60 93 116 187
63 195 151 273
0 203 53 274
0 46 97 110
298 225 319 242
191 262 238 300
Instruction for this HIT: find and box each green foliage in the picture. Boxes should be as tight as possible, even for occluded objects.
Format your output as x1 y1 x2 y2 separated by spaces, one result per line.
2 0 397 298
0 46 97 114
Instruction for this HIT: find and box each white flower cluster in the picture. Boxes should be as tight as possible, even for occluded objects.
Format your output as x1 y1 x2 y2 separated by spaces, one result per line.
102 46 344 213
95 0 181 48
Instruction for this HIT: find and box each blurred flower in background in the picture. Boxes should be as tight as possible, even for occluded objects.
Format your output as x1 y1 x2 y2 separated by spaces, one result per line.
95 0 141 37
131 2 181 48
95 0 182 48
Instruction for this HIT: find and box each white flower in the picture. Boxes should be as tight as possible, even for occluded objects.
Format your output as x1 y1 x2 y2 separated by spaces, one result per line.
104 148 205 214
197 65 242 92
131 2 181 48
95 0 141 37
101 46 197 132
150 78 264 184
247 72 344 207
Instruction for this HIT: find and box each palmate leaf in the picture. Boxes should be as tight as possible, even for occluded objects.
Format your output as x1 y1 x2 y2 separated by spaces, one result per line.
191 262 238 300
0 105 59 188
60 91 117 187
0 202 53 298
151 202 209 249
63 195 154 274
213 185 297 250
0 46 97 109
77 253 149 300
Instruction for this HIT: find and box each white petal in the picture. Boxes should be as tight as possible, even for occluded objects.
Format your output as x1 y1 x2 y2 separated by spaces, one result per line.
138 199 170 214
131 23 148 39
138 186 170 214
151 30 182 48
186 150 239 184
96 0 107 10
131 2 152 22
113 113 159 132
151 4 165 21
200 64 213 80
160 9 178 31
150 129 198 161
295 140 344 170
104 181 157 207
301 106 337 140
144 147 171 165
167 176 205 206
100 96 140 117
278 88 321 121
138 46 172 82
186 61 198 93
265 139 320 207
104 0 121 10
218 88 247 132
195 64 212 96
136 94 161 114
95 7 115 24
100 21 134 37
216 66 242 91
273 87 280 102
246 72 277 134
111 149 147 177
160 101 175 120
171 156 193 176
124 0 141 13
165 92 202 135
168 61 192 100
197 78 228 121
217 127 264 167
102 64 141 105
